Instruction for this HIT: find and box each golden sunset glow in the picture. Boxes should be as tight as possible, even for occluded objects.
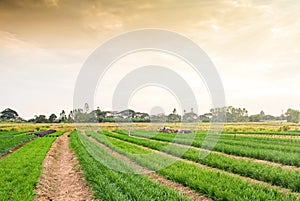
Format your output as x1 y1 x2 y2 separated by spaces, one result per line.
0 0 299 118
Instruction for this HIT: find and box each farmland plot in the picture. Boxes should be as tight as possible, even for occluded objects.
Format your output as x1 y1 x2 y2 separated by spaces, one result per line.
2 124 300 201
70 131 194 201
0 131 36 156
0 137 55 200
73 130 300 200
101 130 300 192
117 130 300 166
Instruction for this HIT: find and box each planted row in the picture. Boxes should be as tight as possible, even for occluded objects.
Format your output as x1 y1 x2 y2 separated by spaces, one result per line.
71 131 191 201
0 130 29 137
128 129 300 147
120 130 300 166
89 131 299 200
132 130 300 150
222 131 300 136
0 137 55 201
0 133 36 155
102 131 300 192
45 130 66 137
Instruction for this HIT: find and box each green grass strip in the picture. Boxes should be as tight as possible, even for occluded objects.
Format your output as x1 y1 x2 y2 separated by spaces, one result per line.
0 134 36 155
71 131 191 201
120 130 300 166
0 137 55 201
90 131 299 201
104 130 300 192
45 130 66 137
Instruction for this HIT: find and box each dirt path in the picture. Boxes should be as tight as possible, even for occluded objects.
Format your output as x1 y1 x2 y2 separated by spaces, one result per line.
35 132 94 201
88 136 211 201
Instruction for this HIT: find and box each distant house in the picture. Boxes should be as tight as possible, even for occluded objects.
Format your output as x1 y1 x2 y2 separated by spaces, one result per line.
103 111 118 118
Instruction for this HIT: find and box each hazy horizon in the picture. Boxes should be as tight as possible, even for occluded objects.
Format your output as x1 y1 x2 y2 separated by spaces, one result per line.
1 0 299 119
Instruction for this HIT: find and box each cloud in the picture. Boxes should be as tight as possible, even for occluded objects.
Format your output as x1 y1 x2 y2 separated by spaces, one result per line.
0 0 299 117
0 0 59 8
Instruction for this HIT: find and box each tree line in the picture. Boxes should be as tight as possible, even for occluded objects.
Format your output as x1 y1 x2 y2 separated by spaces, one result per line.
0 106 300 123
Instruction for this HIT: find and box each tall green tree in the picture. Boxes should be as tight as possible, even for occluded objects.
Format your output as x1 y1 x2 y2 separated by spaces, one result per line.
60 110 66 122
48 114 57 123
211 106 248 122
34 115 48 123
249 114 261 122
0 108 20 121
67 111 74 123
286 108 300 123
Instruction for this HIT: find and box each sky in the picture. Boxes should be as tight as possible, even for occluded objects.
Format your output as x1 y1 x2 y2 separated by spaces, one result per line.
0 0 299 119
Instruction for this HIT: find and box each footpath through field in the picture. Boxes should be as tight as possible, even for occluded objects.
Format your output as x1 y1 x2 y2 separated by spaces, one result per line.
35 131 94 201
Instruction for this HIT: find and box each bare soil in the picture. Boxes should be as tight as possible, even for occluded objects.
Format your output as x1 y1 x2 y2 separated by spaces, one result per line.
34 132 94 201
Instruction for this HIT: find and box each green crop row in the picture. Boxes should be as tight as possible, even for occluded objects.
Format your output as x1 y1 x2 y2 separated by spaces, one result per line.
219 134 300 146
119 130 300 166
45 130 66 137
127 129 300 147
0 130 27 136
216 137 300 153
102 130 300 192
217 134 300 150
132 130 300 149
88 131 299 201
222 131 300 136
0 134 36 155
70 131 191 201
0 137 55 201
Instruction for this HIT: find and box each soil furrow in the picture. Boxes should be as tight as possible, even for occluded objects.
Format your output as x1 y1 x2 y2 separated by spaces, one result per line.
35 132 94 201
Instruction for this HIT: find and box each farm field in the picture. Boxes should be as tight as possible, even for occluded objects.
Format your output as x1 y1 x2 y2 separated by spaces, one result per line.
0 137 55 200
2 0 300 199
80 130 300 200
0 130 36 156
2 1 299 200
1 123 300 200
